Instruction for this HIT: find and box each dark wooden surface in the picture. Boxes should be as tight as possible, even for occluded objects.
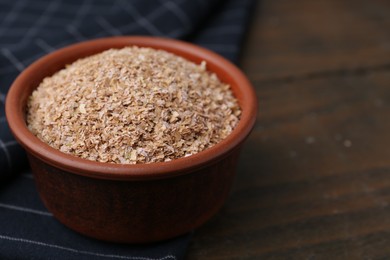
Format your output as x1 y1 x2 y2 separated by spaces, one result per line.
187 0 390 259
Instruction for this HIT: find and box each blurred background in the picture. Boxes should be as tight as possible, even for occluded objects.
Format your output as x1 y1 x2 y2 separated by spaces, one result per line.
188 0 390 258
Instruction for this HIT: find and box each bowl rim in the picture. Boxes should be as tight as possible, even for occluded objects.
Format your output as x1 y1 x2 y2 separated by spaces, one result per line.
6 36 257 181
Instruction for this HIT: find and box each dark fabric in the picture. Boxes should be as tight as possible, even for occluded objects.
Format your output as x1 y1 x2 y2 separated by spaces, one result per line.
0 173 192 259
0 0 255 259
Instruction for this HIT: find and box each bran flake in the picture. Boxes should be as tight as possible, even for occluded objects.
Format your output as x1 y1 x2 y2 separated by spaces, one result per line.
27 47 241 164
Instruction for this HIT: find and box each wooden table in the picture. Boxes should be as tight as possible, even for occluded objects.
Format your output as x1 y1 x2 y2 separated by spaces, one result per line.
187 0 390 258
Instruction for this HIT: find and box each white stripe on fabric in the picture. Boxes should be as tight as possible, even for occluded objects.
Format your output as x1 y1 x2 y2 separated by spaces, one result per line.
163 1 191 29
119 0 163 36
66 25 86 41
0 92 5 103
0 202 52 216
1 48 25 71
0 0 27 37
4 140 18 146
72 0 92 27
35 38 55 53
98 0 186 36
20 0 61 47
96 17 121 36
0 235 176 260
0 139 12 169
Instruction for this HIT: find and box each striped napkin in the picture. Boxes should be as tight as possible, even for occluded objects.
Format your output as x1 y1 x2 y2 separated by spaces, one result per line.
0 0 255 259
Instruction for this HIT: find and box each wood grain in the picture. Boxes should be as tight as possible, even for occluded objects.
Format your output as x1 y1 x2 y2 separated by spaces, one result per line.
187 0 390 259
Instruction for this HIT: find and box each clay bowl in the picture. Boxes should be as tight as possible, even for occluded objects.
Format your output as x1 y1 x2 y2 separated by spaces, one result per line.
6 36 257 243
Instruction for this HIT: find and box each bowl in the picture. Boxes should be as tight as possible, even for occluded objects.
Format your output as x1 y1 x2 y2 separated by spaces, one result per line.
6 36 257 243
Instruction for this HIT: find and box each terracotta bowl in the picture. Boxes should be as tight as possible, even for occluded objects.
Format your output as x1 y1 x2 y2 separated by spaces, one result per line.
6 36 257 243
